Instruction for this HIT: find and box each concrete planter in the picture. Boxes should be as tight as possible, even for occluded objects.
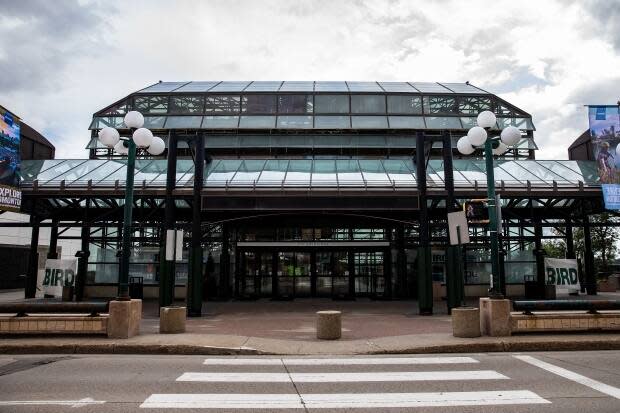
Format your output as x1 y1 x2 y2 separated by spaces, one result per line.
316 310 341 340
451 307 481 338
160 306 186 334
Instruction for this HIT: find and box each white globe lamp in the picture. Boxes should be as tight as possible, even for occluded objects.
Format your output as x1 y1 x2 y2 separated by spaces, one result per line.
492 141 508 156
124 111 144 129
114 140 128 155
98 127 120 148
476 110 497 129
147 136 166 155
500 126 521 146
457 136 475 155
467 126 487 146
132 127 154 148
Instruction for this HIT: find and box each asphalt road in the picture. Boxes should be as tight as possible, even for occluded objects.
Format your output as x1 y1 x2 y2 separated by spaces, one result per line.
0 351 619 412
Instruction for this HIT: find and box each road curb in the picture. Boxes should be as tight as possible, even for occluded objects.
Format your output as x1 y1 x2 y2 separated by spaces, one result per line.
1 338 620 355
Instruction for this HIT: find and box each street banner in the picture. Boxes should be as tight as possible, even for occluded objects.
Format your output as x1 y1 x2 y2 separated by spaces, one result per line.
39 259 78 297
544 257 580 295
602 184 620 210
589 105 620 184
0 105 21 212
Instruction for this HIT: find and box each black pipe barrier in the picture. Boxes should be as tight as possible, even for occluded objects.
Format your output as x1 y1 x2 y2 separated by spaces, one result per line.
513 300 620 314
0 302 109 317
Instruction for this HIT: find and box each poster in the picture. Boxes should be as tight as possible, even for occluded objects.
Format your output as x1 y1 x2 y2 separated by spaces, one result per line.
602 184 620 210
544 257 580 295
589 105 620 184
0 105 21 211
38 259 78 298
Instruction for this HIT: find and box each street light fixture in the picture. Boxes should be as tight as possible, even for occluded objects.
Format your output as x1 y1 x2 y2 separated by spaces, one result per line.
456 110 521 298
98 111 165 299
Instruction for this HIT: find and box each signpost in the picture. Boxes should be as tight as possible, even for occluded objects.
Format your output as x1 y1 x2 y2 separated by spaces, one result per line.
447 211 469 308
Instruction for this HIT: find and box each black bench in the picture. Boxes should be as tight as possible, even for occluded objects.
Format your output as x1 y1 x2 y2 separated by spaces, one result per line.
0 302 109 317
513 300 620 315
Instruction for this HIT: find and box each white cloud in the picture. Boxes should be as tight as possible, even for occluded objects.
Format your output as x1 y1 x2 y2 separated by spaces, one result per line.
0 0 618 159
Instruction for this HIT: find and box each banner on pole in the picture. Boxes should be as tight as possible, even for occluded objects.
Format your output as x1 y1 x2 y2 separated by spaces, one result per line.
589 105 620 184
39 259 78 297
544 257 580 295
0 105 21 212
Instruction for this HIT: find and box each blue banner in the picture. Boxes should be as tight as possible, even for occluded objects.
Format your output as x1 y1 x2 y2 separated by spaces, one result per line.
602 184 620 210
589 105 620 184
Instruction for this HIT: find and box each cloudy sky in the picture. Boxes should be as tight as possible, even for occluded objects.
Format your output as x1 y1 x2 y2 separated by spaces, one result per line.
0 0 619 159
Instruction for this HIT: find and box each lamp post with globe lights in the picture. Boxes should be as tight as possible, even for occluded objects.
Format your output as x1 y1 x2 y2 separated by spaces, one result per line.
456 110 521 298
98 111 166 299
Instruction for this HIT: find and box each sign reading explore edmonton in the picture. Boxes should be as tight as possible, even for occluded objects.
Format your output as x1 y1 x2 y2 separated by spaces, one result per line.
544 257 580 295
0 105 21 212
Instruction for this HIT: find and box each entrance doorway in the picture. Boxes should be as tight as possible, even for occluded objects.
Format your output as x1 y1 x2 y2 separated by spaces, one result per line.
237 247 388 300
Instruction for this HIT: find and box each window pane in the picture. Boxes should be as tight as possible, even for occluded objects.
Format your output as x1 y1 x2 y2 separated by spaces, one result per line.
425 116 462 129
423 96 457 114
388 116 425 129
134 95 168 114
238 116 276 128
314 95 349 113
143 116 166 128
241 95 277 114
387 95 422 114
314 116 351 128
203 116 239 128
351 116 388 128
164 116 203 129
277 115 313 129
205 95 240 114
170 96 204 114
351 95 386 114
278 95 313 114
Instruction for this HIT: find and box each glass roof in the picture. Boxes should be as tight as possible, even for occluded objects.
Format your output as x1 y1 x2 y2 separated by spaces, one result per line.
21 159 600 191
134 81 492 94
174 81 220 92
138 82 190 93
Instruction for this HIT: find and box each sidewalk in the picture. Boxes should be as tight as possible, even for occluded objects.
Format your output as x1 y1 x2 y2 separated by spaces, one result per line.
1 291 620 355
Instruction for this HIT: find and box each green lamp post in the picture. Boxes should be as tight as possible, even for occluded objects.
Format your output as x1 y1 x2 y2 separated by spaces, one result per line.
456 111 521 298
98 111 166 299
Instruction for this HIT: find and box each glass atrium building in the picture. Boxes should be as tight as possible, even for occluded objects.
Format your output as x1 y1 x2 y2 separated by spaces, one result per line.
17 81 603 313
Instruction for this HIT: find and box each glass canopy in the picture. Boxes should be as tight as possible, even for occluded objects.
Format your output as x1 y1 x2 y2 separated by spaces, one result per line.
21 159 600 190
136 81 493 94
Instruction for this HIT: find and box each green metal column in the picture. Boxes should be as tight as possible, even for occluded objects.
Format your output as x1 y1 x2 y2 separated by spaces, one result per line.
159 133 177 307
25 214 40 299
118 139 136 299
484 137 502 298
187 133 204 316
583 214 597 295
416 131 433 314
75 199 90 302
443 131 463 312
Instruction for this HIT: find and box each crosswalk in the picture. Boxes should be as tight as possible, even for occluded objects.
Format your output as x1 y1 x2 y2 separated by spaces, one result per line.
141 356 551 410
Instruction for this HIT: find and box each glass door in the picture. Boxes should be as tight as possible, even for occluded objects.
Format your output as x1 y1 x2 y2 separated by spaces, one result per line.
316 251 349 297
276 251 311 298
354 251 385 297
240 251 259 297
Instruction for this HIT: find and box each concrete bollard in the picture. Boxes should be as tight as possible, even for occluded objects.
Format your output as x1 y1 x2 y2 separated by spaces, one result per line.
108 299 142 339
479 297 511 336
451 307 481 338
160 306 186 334
316 310 341 340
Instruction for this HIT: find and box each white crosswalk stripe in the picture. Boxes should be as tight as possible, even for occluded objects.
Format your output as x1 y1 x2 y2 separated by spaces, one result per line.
202 356 479 365
141 355 551 410
177 370 508 382
141 391 550 409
